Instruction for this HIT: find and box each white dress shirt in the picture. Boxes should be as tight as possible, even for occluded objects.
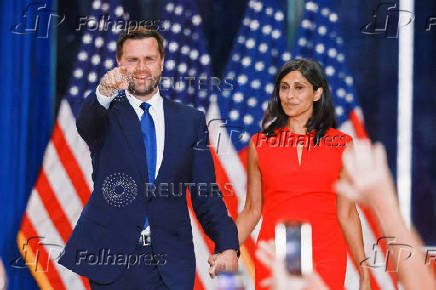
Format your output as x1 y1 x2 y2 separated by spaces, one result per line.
96 86 165 180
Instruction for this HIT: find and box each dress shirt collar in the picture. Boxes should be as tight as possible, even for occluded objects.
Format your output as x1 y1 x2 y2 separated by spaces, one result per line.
125 89 162 111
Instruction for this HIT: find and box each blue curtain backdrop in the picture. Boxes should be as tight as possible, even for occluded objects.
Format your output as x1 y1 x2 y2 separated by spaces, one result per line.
412 0 436 245
0 0 56 289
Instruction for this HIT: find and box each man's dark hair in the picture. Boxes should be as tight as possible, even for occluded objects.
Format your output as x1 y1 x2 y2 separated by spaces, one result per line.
116 26 165 60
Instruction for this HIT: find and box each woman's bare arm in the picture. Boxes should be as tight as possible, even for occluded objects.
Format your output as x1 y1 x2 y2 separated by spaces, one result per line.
236 139 263 245
337 192 371 288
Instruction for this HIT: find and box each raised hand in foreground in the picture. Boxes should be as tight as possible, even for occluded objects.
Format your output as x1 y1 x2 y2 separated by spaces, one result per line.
335 139 435 290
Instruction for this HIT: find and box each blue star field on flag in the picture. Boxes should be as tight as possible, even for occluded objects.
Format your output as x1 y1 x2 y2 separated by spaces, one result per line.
293 0 361 126
64 0 127 117
159 0 213 113
217 0 291 151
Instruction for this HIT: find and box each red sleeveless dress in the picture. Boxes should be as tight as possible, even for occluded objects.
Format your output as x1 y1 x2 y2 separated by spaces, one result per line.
252 127 352 290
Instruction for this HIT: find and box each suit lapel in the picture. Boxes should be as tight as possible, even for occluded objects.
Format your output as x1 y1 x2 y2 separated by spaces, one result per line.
112 92 181 186
112 91 148 182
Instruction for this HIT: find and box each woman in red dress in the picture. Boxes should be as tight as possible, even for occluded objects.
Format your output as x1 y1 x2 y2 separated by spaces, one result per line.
236 59 370 289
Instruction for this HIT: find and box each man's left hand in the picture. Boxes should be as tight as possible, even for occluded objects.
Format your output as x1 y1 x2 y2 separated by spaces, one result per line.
208 250 238 278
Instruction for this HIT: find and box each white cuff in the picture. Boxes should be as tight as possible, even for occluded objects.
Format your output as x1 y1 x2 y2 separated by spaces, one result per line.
96 85 117 109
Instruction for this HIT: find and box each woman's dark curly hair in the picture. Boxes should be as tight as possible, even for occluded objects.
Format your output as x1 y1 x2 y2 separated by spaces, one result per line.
261 58 337 142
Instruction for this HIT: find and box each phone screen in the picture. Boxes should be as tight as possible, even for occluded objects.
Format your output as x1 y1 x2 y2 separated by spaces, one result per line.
275 221 313 276
284 224 302 275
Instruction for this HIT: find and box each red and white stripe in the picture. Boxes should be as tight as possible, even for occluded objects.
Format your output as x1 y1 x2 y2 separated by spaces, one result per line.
18 100 91 289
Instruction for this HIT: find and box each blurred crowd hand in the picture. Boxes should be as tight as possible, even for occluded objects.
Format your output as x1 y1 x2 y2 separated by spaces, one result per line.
0 258 7 290
335 139 396 209
98 66 132 97
255 240 328 290
336 139 436 290
208 250 239 279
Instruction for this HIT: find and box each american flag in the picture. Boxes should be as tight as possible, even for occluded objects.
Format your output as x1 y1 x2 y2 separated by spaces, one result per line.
17 0 127 289
216 0 291 152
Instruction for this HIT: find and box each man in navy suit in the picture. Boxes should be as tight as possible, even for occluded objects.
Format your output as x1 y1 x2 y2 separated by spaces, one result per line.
58 27 239 289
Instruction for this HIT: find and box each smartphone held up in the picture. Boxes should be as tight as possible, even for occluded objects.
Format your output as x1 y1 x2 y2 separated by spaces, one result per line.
275 221 313 276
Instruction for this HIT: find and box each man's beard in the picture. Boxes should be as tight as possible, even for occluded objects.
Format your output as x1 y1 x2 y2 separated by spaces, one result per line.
128 73 161 96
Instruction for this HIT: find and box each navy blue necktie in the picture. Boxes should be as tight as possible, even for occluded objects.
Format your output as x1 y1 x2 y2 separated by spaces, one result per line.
140 102 157 184
139 102 157 236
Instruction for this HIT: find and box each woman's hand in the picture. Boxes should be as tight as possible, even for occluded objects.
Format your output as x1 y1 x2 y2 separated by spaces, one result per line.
358 260 371 290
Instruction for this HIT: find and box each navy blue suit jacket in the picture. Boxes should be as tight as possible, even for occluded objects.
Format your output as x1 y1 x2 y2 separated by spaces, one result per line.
58 91 239 289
